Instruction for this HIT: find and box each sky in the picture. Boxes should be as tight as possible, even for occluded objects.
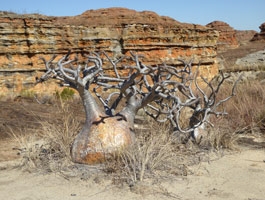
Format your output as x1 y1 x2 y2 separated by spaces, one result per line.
1 0 264 31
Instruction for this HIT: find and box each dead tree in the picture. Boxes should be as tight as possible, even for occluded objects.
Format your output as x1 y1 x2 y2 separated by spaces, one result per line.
37 51 240 164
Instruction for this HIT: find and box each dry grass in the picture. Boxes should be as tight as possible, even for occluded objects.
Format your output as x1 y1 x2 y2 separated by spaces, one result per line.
199 119 239 151
215 80 265 134
104 118 209 185
196 79 265 150
8 100 81 173
196 79 265 152
8 79 264 183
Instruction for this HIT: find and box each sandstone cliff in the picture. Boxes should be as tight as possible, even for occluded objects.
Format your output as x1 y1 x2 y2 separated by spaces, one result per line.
215 21 265 73
206 21 239 51
0 8 219 96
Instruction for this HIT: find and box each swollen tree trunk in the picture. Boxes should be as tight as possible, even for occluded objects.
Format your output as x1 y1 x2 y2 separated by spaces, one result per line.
38 52 138 164
71 88 135 164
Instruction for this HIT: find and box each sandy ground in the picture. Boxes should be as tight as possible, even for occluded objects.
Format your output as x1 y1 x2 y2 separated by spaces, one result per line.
0 146 264 200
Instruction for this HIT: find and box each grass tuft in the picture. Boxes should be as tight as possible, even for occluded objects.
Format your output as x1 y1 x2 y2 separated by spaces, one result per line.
217 80 265 134
9 101 81 173
55 88 75 101
104 118 202 185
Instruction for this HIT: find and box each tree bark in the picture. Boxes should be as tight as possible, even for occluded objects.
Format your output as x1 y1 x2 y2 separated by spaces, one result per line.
71 89 135 164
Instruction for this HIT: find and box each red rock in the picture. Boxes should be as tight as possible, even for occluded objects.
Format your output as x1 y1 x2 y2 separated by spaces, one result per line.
0 8 219 96
206 21 239 51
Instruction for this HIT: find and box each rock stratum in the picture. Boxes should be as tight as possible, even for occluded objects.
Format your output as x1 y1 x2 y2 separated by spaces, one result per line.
206 21 258 51
0 8 219 96
206 21 239 51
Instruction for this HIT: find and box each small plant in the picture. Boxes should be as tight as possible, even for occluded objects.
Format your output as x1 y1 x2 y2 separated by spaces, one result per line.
19 89 36 98
39 102 80 160
8 128 41 170
55 88 75 101
199 119 239 151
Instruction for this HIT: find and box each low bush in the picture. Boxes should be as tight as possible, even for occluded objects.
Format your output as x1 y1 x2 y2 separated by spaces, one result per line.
55 88 75 101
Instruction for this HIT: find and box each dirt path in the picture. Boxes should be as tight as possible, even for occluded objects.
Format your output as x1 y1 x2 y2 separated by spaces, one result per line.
0 148 264 200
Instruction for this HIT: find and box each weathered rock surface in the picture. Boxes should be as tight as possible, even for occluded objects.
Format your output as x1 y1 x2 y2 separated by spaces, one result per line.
206 21 239 51
220 49 265 84
0 8 219 96
235 49 265 71
252 22 265 41
217 40 265 84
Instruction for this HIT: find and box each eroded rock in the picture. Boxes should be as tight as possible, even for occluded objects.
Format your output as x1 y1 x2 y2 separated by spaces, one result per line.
206 21 238 51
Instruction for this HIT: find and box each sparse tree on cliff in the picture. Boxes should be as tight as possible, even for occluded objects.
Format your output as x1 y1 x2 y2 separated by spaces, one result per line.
37 50 240 164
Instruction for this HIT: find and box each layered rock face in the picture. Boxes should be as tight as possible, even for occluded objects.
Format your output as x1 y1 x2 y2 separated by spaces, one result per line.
252 22 265 41
206 21 239 51
0 8 219 96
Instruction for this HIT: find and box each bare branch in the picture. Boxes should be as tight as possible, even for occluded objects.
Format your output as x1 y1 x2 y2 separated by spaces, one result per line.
102 51 125 79
213 73 243 110
57 55 77 82
39 54 57 71
37 51 241 143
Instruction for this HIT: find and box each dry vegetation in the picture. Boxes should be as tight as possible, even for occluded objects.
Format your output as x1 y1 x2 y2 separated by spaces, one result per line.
104 120 195 185
216 80 265 134
7 99 81 173
5 78 265 185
